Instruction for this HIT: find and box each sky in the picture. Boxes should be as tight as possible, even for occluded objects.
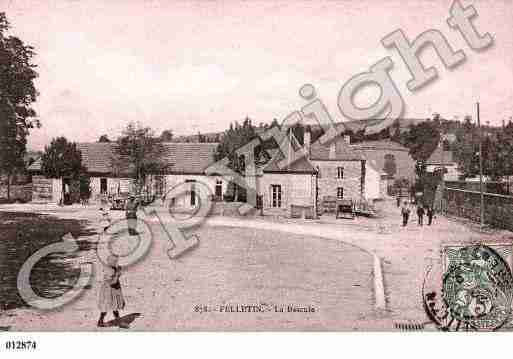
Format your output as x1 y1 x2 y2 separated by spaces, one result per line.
3 0 513 150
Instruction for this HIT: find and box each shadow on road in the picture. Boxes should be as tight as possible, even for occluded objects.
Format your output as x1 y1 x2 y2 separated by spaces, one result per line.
103 313 142 329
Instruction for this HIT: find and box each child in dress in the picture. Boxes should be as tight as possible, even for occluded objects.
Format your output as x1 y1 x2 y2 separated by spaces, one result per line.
97 255 125 327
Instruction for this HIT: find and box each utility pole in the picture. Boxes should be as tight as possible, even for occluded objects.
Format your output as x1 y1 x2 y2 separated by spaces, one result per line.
440 117 445 215
477 102 485 228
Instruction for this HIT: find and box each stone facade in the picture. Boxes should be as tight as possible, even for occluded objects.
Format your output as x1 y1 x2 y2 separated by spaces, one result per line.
259 173 316 217
31 176 62 203
350 140 415 181
311 159 364 203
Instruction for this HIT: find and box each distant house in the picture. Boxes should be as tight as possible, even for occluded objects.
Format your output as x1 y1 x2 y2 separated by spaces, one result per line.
252 129 385 217
309 135 366 207
28 142 227 205
259 135 318 217
350 139 416 181
425 147 460 181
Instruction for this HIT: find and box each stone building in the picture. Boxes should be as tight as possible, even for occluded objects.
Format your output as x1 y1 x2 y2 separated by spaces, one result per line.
350 139 416 181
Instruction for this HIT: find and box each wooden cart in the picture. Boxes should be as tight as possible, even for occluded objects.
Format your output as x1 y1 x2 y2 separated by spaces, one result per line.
336 199 355 219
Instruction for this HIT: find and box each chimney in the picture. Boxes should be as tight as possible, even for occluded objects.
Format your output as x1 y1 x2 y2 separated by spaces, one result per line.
329 141 336 160
304 126 311 157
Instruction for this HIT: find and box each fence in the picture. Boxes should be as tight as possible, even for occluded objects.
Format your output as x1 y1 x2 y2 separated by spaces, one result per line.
445 180 513 196
442 187 513 231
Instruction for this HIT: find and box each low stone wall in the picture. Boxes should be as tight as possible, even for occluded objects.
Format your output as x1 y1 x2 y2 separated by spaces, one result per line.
443 187 513 231
0 184 32 203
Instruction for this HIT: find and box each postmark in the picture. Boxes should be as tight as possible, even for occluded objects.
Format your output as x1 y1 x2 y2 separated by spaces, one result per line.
423 244 513 331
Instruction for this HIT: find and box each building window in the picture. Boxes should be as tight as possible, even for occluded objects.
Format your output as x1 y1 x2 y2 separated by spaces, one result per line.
337 187 344 199
271 184 282 208
238 155 246 173
337 167 344 179
215 180 223 201
186 179 196 206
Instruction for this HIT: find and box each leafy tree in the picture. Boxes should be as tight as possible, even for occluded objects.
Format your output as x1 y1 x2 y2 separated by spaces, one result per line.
114 122 170 194
98 134 110 143
0 13 39 200
214 117 257 171
41 137 83 179
399 116 441 178
159 129 173 142
400 118 441 163
214 117 258 202
453 116 478 178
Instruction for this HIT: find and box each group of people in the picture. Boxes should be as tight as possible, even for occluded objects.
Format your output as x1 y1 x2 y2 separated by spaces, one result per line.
400 200 435 227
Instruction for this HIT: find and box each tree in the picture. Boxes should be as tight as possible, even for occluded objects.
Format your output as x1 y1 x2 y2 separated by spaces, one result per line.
400 119 441 163
98 134 110 143
41 137 83 179
214 117 257 171
0 13 39 200
159 129 173 142
399 117 441 178
454 120 513 180
214 117 257 202
114 122 169 194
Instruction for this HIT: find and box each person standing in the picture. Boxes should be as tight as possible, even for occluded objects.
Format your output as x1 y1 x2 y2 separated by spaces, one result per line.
99 206 112 232
125 195 139 236
417 205 425 226
98 255 125 327
401 201 410 227
427 207 434 226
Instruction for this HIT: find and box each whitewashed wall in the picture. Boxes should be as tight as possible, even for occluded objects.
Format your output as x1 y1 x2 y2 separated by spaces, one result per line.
364 163 382 200
163 174 226 206
259 173 316 216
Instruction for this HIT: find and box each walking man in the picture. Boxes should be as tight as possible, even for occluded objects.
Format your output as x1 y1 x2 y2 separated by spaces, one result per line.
126 195 139 236
417 205 425 226
401 201 410 227
427 207 434 226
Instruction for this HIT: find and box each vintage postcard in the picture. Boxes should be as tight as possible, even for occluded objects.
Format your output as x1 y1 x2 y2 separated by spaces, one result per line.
1 0 513 343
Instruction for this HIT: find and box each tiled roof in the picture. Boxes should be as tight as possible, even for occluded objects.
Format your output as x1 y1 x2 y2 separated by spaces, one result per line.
77 143 116 174
426 147 454 165
309 137 364 161
29 142 219 175
160 142 219 173
263 149 316 173
263 132 316 173
78 142 219 174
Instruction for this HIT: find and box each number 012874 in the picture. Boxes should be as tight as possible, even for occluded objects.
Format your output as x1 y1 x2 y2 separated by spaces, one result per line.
4 340 37 350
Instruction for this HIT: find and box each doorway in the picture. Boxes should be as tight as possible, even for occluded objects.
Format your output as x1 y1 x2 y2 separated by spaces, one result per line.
100 178 107 194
